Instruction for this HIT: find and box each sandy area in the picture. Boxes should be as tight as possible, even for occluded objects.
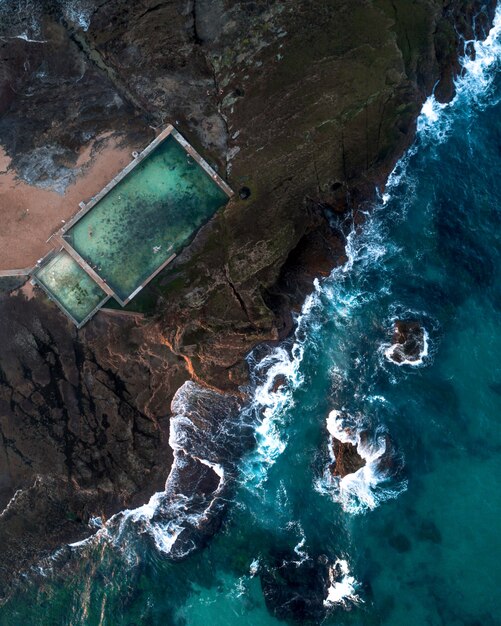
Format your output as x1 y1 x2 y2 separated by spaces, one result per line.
0 135 138 270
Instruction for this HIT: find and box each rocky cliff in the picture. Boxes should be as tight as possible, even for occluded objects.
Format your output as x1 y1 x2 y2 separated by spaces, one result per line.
0 0 495 596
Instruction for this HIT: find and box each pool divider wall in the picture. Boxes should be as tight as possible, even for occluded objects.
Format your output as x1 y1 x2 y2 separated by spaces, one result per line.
29 124 234 327
53 233 117 299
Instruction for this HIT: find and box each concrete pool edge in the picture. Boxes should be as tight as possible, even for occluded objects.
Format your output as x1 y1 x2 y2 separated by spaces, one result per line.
25 124 234 327
32 253 111 329
59 125 233 239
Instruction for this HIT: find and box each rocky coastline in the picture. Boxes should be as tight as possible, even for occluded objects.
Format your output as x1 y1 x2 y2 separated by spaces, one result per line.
0 0 496 599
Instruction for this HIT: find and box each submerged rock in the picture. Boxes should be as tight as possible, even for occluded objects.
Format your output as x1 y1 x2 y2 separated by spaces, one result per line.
260 552 330 623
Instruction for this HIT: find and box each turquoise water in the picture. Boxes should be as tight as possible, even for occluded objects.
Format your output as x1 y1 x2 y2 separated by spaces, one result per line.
35 250 108 324
66 134 229 302
2 16 501 626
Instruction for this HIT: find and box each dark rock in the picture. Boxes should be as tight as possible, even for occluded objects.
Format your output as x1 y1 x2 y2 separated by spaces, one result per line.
0 292 184 598
331 438 366 478
260 552 330 623
389 320 425 363
271 374 287 393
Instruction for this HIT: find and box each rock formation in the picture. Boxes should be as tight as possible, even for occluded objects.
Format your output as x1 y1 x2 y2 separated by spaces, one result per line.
0 0 496 595
330 438 366 478
388 319 426 363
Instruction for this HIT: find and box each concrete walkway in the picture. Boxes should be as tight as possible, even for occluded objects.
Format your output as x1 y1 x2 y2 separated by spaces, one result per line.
0 267 33 277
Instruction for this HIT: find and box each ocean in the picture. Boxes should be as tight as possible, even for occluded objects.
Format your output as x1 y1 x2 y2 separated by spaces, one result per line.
1 9 501 626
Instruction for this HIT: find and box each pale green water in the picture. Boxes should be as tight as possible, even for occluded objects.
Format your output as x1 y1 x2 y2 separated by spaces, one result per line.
65 134 229 302
34 250 108 324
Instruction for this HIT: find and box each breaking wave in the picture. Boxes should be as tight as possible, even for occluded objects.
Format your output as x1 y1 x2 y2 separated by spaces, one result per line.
315 410 407 515
69 381 250 562
324 559 362 608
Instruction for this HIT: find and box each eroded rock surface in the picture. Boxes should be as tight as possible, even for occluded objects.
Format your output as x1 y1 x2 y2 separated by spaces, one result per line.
331 438 366 478
0 0 495 594
388 319 426 363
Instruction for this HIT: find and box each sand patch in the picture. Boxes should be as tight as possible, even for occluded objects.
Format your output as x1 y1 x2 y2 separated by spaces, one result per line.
0 135 140 270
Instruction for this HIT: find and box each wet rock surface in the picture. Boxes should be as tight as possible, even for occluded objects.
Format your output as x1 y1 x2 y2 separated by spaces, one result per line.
0 0 496 595
389 319 426 363
331 438 366 478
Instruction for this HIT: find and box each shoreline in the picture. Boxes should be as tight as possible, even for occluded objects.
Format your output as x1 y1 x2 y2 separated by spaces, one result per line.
0 0 497 599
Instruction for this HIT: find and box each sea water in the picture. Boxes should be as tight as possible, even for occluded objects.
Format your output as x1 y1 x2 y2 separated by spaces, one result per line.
1 10 501 626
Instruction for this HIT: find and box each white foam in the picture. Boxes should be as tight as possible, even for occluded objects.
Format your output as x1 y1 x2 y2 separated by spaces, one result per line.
326 410 357 444
241 339 306 486
417 7 501 142
63 1 93 31
10 33 47 43
383 327 430 367
249 558 260 576
319 411 407 514
324 559 362 607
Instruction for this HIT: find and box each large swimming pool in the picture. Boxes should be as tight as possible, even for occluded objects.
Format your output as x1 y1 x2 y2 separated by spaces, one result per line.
64 131 230 304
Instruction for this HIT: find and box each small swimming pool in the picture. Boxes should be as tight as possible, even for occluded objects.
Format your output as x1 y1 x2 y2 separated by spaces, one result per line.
64 131 230 304
34 250 109 326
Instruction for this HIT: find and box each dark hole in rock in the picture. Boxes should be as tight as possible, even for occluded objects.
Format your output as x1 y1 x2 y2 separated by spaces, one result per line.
239 186 251 200
234 87 245 97
331 181 342 191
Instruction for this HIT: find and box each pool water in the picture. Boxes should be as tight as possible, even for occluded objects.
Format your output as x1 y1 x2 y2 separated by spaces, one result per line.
34 250 108 325
65 134 230 303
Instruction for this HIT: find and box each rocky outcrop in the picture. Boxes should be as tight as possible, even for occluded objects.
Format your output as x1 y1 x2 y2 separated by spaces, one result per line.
0 0 496 594
330 438 366 478
0 291 186 594
260 551 331 623
387 319 426 363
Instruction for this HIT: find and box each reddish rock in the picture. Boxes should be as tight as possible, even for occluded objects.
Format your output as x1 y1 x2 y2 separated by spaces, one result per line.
330 438 366 478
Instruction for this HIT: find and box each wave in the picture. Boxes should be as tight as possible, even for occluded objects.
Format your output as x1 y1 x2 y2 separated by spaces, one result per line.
316 410 407 515
417 5 501 142
67 382 249 563
324 558 362 608
238 301 312 487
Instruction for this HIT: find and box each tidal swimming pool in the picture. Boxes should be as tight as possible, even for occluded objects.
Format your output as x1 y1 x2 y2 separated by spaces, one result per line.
63 131 231 304
34 250 109 326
